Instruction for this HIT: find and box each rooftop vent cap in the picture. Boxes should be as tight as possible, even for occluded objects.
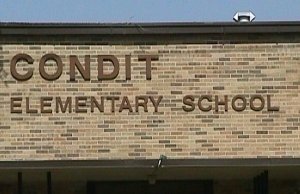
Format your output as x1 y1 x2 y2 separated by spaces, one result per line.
233 11 255 22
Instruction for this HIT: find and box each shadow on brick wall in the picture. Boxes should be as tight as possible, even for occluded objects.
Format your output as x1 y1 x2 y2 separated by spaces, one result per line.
0 46 8 87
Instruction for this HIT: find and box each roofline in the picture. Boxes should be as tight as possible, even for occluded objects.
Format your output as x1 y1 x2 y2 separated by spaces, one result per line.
1 158 300 170
1 21 300 35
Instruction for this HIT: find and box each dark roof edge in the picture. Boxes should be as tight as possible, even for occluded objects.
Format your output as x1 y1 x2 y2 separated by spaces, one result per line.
0 158 300 169
1 21 300 35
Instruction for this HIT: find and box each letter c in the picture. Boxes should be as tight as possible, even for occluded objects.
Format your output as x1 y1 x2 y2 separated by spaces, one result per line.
10 54 34 81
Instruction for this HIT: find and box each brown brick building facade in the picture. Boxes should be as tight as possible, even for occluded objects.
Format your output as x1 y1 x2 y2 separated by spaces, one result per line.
0 22 300 194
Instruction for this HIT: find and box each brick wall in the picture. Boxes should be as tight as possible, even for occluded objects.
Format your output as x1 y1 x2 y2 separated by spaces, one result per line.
0 41 299 161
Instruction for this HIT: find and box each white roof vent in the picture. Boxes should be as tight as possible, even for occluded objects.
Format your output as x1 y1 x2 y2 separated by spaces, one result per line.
233 11 255 22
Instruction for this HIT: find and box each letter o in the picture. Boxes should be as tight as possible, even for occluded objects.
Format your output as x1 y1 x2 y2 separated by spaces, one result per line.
39 54 63 81
250 95 265 111
232 95 247 112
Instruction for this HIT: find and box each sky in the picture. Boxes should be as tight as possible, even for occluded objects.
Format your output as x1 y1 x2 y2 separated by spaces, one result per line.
0 0 299 23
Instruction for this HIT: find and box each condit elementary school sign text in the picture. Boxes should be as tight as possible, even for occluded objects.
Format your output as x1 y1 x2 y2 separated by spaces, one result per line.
9 53 279 114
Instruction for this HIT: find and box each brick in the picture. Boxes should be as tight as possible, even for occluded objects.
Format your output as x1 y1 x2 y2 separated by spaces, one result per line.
0 41 299 161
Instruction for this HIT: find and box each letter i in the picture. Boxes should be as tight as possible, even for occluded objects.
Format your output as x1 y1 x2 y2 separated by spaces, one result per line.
125 55 131 80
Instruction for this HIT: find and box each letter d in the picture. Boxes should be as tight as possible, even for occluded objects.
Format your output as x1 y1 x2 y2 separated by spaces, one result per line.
98 55 119 80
